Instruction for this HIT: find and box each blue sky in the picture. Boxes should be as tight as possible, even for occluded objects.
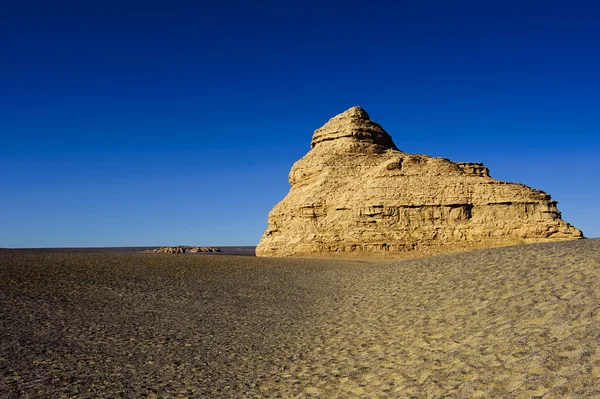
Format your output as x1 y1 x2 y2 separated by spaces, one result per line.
1 0 598 247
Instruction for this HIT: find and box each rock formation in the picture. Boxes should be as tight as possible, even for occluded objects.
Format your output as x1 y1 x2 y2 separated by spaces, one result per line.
256 106 583 258
188 246 222 253
147 246 221 254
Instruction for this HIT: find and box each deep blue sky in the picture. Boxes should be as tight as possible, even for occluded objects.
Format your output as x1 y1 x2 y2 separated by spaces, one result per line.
1 0 598 247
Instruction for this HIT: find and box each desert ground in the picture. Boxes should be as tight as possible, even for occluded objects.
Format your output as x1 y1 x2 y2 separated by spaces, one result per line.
1 239 599 398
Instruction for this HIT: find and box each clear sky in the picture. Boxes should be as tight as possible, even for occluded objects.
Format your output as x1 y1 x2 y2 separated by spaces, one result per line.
1 0 599 247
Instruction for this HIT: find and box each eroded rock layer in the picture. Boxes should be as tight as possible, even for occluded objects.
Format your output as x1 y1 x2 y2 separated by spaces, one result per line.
256 107 583 257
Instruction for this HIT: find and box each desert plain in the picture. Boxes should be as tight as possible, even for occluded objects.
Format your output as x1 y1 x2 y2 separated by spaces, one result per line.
1 239 599 398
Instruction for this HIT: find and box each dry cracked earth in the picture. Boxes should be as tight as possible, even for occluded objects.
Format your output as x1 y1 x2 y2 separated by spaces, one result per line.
1 239 599 398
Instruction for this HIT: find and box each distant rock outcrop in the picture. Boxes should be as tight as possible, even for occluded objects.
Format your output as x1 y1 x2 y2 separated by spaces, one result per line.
256 106 583 258
148 246 221 254
188 247 222 253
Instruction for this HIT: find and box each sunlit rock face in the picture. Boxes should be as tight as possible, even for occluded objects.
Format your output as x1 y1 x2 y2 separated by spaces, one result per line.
256 107 583 258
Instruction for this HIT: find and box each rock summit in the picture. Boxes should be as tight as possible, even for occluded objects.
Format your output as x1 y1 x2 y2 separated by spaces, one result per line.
256 107 583 257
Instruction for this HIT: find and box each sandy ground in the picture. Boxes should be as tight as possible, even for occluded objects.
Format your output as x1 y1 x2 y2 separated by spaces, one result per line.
1 239 599 398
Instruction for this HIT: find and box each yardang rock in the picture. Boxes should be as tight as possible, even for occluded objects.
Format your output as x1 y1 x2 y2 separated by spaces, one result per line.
147 246 221 254
256 106 583 257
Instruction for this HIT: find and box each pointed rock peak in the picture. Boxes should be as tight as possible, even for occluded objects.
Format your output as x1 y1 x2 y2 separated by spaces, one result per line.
311 106 398 151
339 106 370 120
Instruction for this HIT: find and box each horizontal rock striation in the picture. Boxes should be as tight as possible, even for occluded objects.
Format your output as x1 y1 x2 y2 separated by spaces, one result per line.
256 106 583 257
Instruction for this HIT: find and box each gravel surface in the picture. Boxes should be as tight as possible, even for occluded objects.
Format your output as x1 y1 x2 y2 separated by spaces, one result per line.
1 239 599 398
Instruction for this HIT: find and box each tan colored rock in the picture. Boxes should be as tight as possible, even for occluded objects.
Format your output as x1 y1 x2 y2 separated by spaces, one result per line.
189 247 222 253
150 246 187 253
256 106 583 258
147 246 222 254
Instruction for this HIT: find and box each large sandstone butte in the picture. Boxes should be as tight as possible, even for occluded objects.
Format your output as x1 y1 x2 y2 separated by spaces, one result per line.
256 107 583 257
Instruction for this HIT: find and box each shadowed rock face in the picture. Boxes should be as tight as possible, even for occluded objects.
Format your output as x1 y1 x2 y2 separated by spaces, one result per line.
256 106 583 258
